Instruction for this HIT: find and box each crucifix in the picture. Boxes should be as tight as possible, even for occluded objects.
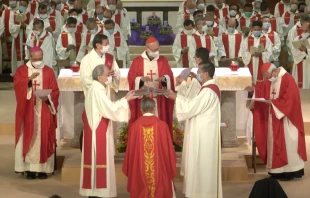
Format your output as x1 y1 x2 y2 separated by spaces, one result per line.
147 70 156 81
33 80 40 91
271 89 276 99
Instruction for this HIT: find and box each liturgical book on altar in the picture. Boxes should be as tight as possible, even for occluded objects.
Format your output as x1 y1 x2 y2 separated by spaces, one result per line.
133 87 169 97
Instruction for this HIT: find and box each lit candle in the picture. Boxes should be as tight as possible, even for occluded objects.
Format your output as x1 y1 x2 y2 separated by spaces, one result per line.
146 26 149 31
164 21 168 27
131 18 135 23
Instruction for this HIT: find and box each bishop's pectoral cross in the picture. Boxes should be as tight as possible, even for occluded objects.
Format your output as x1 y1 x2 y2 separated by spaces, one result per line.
271 89 276 99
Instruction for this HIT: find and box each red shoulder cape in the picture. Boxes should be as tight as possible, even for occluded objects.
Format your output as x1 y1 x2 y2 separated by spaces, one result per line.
252 73 307 169
122 116 177 198
14 65 60 163
127 55 175 136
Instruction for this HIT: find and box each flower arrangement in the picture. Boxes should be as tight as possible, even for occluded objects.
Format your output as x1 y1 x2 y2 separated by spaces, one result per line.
140 28 154 40
147 12 162 25
116 123 128 153
130 18 141 30
172 122 184 152
159 23 173 35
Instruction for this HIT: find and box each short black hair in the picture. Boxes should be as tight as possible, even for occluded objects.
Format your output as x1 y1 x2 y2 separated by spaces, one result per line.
68 8 78 15
199 61 215 78
183 19 194 27
252 20 263 28
20 0 29 4
206 5 215 12
50 1 57 7
104 19 115 26
38 4 47 10
195 47 209 62
229 3 239 11
92 34 108 49
33 19 44 29
260 2 269 11
298 2 307 10
193 10 203 18
66 17 77 25
244 3 253 9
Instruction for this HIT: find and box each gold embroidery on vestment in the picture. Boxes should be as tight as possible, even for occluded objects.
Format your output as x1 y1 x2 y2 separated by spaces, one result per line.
143 127 155 198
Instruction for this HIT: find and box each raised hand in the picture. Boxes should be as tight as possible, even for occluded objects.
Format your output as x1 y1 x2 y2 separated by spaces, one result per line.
29 72 40 81
125 90 139 101
141 76 152 82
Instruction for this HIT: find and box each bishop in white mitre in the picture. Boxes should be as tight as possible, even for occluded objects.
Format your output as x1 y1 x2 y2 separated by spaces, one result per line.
168 61 222 198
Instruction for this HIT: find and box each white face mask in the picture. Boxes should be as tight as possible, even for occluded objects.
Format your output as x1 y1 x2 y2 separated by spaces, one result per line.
107 4 116 10
105 76 113 85
67 27 77 33
184 29 194 35
70 15 78 19
206 21 213 27
33 30 41 36
39 14 48 19
32 61 44 69
227 27 235 34
268 76 277 83
229 10 237 17
148 50 159 58
291 4 298 11
100 45 109 54
302 32 310 38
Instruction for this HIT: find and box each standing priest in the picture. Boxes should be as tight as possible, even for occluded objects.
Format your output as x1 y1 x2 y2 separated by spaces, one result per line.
127 36 175 135
246 63 307 181
80 64 137 198
14 47 59 180
168 61 222 198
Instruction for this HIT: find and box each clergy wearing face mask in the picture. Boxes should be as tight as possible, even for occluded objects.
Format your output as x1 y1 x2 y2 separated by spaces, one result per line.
81 64 136 198
173 20 196 68
168 61 222 198
238 20 273 84
193 10 204 21
176 0 196 33
196 0 206 12
207 5 225 28
246 62 306 181
281 0 300 37
87 0 107 17
128 36 175 136
221 18 243 59
291 21 310 89
188 18 218 67
261 16 281 67
274 0 291 18
56 17 84 64
25 19 55 68
103 19 128 68
260 2 284 37
223 3 240 29
237 3 259 33
213 0 229 19
51 0 68 16
61 9 87 33
8 0 34 76
26 4 63 42
14 46 59 180
73 0 88 24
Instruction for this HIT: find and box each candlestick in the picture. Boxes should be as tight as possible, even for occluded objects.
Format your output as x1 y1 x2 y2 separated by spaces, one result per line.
131 18 135 23
146 26 149 31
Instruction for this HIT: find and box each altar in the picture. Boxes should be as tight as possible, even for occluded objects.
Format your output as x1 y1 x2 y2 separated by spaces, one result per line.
57 67 252 148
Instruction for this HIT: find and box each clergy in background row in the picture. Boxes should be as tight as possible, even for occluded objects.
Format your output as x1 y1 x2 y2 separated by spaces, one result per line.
104 19 128 68
61 9 87 33
213 0 228 19
281 0 299 37
9 0 33 76
221 18 242 60
80 64 137 198
71 0 88 24
176 0 196 33
173 19 195 68
14 47 59 180
246 63 307 181
128 36 175 136
25 19 55 67
168 61 222 198
291 21 310 89
87 0 107 17
188 18 217 67
123 97 177 198
274 0 291 18
237 3 258 33
238 20 273 84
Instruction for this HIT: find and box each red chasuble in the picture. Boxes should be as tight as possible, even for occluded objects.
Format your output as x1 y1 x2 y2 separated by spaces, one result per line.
252 74 307 169
123 115 177 198
82 111 109 189
13 65 59 163
127 56 175 136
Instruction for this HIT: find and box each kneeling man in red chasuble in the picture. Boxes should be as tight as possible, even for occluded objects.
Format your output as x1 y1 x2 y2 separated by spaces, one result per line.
247 63 307 181
123 97 177 198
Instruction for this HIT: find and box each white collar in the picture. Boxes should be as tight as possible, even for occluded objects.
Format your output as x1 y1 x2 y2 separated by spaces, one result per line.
92 80 106 90
141 51 159 61
201 79 215 87
143 113 155 116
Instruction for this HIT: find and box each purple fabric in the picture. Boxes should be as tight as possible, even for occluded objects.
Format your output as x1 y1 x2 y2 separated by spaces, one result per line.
157 34 176 45
128 30 145 46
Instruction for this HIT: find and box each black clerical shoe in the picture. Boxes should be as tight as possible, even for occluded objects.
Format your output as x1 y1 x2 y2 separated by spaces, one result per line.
38 172 48 179
280 176 295 181
26 171 36 180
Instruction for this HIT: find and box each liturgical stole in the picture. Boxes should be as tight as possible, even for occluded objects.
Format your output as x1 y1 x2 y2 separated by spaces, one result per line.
278 3 285 17
222 33 242 58
247 36 266 82
296 35 304 88
180 32 189 68
114 31 121 47
14 12 31 61
4 10 12 36
270 17 277 32
29 2 37 15
84 33 92 55
77 22 84 33
61 32 82 57
239 16 256 30
214 7 228 19
115 13 121 27
283 12 298 25
31 32 49 47
199 84 221 101
193 34 211 52
49 11 56 31
267 32 275 44
105 53 114 70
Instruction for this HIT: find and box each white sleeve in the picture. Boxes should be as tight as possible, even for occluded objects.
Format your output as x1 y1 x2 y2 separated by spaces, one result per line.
9 11 21 38
188 36 196 67
262 38 273 63
56 34 70 60
172 33 183 67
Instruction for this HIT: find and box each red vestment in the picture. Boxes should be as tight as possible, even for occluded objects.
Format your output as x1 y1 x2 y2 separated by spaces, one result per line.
123 115 177 198
13 65 59 163
252 74 307 169
128 56 175 135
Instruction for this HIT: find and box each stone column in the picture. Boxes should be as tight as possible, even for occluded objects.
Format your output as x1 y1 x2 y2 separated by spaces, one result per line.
220 91 239 148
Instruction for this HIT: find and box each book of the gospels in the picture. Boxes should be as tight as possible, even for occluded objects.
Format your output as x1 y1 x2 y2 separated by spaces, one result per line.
250 44 265 55
292 39 310 49
134 87 169 97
